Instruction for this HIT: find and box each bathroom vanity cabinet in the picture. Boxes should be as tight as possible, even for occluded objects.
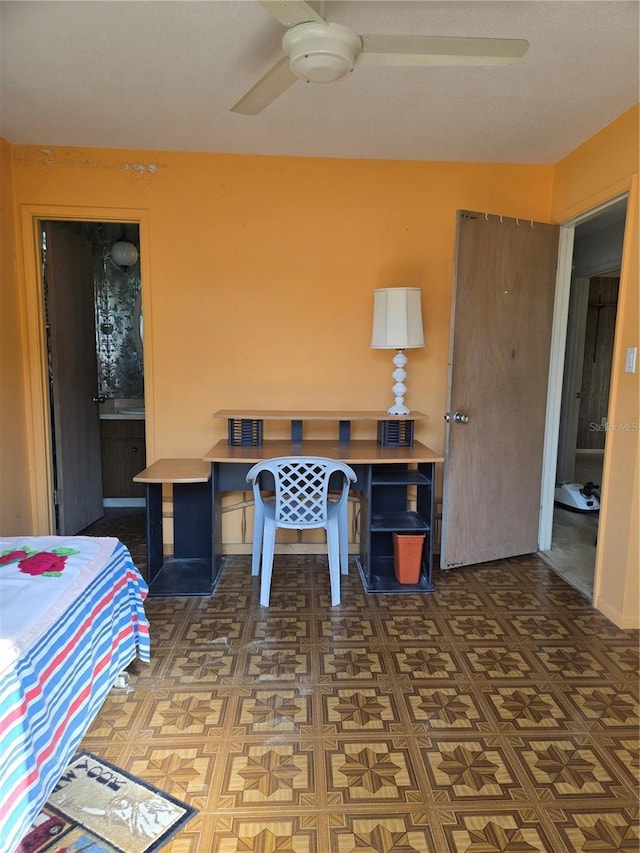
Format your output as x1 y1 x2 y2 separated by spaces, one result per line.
100 419 146 498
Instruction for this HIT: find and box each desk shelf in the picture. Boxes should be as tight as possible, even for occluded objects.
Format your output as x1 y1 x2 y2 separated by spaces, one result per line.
371 470 432 487
371 510 429 532
142 558 213 597
214 409 427 446
361 557 436 594
361 462 436 594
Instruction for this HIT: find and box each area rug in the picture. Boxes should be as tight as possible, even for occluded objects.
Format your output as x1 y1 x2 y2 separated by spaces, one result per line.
17 751 197 853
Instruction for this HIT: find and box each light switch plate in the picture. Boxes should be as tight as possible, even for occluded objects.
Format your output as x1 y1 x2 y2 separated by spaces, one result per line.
625 346 637 373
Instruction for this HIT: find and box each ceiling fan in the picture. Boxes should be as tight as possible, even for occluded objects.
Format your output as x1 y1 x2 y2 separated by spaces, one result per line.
231 0 528 115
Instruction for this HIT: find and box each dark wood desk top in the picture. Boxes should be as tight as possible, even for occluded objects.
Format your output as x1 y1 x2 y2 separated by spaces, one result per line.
202 439 443 465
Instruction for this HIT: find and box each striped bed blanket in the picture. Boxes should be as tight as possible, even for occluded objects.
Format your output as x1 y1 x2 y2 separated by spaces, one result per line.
0 536 150 853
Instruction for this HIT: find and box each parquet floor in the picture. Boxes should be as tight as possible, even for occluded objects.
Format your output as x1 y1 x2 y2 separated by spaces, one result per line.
74 510 640 853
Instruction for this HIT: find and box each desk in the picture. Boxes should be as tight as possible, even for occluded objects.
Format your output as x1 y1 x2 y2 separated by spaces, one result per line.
202 437 443 594
133 458 214 596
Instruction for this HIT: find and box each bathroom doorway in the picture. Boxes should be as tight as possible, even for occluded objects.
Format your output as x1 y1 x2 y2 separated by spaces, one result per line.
41 219 144 534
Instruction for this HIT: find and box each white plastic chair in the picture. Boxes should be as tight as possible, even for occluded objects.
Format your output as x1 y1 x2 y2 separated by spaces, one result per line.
246 457 357 606
249 475 352 581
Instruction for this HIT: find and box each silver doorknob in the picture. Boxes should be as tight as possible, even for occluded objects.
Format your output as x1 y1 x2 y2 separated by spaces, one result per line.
444 411 470 424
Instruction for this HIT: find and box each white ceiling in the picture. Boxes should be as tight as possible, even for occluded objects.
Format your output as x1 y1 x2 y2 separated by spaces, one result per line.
1 0 638 164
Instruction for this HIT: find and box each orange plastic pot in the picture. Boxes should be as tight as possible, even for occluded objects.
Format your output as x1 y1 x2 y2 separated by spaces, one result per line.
392 532 425 584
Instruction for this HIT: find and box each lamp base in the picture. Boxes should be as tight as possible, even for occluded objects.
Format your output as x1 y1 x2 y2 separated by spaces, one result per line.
387 403 411 416
387 350 411 415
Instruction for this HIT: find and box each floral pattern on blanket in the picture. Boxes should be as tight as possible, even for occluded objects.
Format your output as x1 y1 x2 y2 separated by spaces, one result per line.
0 546 79 577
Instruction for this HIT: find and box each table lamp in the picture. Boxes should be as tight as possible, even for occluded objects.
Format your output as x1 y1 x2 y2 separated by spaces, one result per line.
371 287 425 415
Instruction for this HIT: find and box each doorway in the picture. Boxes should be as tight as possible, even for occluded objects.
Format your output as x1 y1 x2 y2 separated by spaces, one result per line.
541 199 627 597
41 220 144 534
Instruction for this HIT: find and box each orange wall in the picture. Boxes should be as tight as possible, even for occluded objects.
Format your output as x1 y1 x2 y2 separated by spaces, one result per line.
552 106 639 219
4 105 638 627
0 139 31 532
552 104 639 628
9 147 552 464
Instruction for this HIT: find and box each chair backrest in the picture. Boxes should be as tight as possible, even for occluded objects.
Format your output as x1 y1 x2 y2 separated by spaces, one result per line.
246 457 357 530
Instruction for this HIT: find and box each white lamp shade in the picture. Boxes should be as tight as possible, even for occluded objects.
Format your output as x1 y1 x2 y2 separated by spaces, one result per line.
111 241 139 267
371 287 425 349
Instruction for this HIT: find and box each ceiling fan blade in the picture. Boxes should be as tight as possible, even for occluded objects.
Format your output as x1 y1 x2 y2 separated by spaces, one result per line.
231 56 298 115
258 1 325 27
359 35 529 66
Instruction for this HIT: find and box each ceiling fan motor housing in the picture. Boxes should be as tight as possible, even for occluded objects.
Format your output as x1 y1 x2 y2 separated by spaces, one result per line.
283 21 362 83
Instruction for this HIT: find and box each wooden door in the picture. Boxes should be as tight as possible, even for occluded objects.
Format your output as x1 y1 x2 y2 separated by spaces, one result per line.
441 211 559 568
45 222 103 534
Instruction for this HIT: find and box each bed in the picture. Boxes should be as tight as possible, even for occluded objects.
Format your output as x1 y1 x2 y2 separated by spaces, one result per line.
0 535 150 853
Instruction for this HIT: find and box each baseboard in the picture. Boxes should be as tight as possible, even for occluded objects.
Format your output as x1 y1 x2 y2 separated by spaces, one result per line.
103 498 146 508
593 594 640 630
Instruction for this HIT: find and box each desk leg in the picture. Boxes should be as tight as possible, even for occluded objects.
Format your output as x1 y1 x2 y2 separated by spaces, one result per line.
145 483 163 585
145 479 215 597
211 463 223 578
356 466 371 584
174 481 213 560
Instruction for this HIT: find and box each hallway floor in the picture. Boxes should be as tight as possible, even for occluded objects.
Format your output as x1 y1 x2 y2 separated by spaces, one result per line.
543 451 603 600
77 512 639 852
546 506 598 598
